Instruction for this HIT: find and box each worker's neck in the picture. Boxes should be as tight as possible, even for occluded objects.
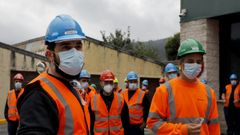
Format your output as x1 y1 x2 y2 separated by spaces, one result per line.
180 73 198 83
48 66 70 81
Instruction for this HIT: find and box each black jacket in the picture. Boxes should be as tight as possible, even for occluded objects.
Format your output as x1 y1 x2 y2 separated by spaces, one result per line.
16 73 88 135
89 90 130 135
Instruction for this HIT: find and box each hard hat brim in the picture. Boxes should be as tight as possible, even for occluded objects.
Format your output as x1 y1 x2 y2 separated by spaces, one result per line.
48 34 86 43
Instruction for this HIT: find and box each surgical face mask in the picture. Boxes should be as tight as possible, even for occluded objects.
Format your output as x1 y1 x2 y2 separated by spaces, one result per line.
81 82 89 89
37 67 45 74
142 85 147 90
103 84 113 93
15 82 22 90
55 48 84 79
124 82 128 87
129 83 138 90
168 73 177 80
183 63 202 80
231 80 237 86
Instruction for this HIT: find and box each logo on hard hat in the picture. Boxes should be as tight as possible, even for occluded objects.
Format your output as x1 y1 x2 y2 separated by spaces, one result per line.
191 46 199 51
64 30 78 35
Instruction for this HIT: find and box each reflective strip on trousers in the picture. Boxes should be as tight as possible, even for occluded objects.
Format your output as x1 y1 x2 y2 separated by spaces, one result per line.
41 78 74 135
95 125 122 132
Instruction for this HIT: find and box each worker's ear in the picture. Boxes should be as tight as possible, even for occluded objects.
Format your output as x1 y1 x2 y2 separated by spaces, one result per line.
45 49 54 63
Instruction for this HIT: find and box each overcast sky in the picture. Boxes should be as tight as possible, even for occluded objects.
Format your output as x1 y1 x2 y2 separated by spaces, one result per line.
0 0 180 44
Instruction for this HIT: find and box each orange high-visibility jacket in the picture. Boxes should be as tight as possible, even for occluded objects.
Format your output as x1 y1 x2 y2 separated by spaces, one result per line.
29 72 90 135
86 86 97 100
147 78 220 135
224 84 240 107
91 92 124 135
123 88 145 125
7 88 24 121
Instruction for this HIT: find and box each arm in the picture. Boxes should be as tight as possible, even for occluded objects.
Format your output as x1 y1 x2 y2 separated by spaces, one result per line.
143 94 150 122
207 89 220 135
147 87 188 135
121 101 129 132
17 86 59 135
4 98 9 121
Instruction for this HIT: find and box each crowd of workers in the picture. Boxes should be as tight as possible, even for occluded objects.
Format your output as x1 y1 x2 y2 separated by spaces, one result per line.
3 14 240 135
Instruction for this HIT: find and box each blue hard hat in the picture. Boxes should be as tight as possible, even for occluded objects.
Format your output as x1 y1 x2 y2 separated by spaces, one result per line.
230 74 238 80
45 15 85 44
164 63 178 73
80 69 90 79
127 71 138 81
142 80 148 86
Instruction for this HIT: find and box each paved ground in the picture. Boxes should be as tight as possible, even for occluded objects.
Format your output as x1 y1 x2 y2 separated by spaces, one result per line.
0 124 7 135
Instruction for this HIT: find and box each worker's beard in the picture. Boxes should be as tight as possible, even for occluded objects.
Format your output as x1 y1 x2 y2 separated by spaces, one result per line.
53 54 82 80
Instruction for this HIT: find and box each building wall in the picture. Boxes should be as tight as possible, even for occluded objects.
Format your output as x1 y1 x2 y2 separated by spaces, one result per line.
0 43 47 118
180 19 220 97
82 40 162 88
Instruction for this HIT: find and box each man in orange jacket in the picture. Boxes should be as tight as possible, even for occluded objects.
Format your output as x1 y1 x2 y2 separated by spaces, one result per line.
89 70 129 135
17 15 90 134
123 71 150 135
147 38 220 135
4 73 24 135
222 74 240 135
78 69 97 103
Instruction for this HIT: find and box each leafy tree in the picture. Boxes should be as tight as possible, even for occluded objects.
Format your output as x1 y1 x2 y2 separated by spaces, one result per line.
165 33 180 60
101 27 158 60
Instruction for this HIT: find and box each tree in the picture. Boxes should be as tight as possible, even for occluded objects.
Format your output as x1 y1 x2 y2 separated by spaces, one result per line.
165 33 180 60
101 27 158 60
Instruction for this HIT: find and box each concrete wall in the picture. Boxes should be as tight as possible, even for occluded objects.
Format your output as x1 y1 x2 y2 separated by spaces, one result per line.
181 19 220 97
0 43 47 118
82 40 162 88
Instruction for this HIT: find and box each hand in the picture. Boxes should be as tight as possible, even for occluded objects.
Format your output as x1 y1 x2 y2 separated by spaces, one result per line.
140 122 146 130
221 94 225 100
187 123 202 135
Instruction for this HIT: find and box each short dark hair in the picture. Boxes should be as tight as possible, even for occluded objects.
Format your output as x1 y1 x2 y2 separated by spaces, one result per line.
45 41 56 51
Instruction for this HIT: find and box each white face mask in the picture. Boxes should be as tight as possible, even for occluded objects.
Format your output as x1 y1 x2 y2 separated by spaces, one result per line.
58 48 84 76
103 84 113 93
183 63 202 80
129 83 138 90
15 82 22 90
231 80 237 86
37 67 45 74
124 82 128 87
81 82 89 89
168 73 177 80
142 85 147 90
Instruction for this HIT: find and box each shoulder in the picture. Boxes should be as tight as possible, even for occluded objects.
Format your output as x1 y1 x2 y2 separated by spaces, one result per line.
17 80 56 111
